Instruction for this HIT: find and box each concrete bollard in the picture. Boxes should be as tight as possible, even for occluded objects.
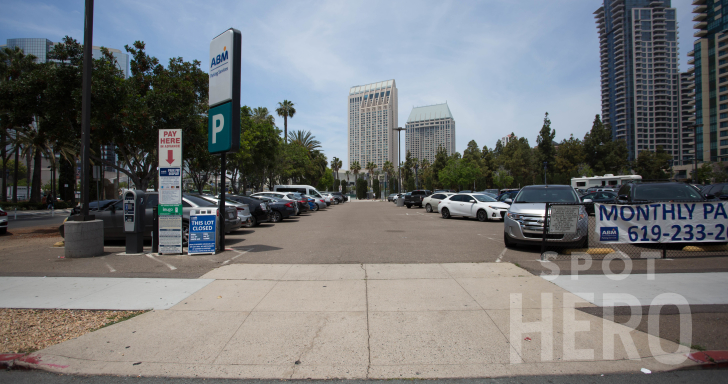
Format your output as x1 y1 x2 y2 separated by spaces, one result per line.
64 220 104 258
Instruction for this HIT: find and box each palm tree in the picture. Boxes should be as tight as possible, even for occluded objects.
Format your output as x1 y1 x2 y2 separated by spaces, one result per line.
365 161 377 192
288 130 321 151
351 161 361 180
330 156 342 186
345 170 350 190
252 107 275 126
275 100 296 143
382 160 394 193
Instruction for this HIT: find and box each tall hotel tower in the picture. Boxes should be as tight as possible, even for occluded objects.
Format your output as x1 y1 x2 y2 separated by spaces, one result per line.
405 103 456 164
595 0 682 161
348 80 398 170
690 0 728 163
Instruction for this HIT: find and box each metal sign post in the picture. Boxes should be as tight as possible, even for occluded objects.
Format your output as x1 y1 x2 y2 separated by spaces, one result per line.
158 129 183 254
208 28 241 252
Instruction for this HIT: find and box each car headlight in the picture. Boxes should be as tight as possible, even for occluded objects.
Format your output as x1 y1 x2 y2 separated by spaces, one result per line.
506 212 521 220
488 206 501 210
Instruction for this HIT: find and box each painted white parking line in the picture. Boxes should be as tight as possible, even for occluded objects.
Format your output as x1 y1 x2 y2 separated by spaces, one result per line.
222 248 253 265
105 263 116 273
145 253 177 270
495 248 507 263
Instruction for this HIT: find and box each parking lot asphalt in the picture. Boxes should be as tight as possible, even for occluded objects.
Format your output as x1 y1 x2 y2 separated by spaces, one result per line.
3 200 728 278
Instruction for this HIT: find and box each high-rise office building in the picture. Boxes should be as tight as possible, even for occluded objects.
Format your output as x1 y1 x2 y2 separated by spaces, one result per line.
677 72 696 168
595 0 681 161
92 46 130 78
4 38 55 63
348 79 398 170
405 103 456 164
690 0 728 163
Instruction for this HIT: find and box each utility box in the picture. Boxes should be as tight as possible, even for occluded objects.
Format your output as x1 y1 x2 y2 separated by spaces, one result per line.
124 190 146 253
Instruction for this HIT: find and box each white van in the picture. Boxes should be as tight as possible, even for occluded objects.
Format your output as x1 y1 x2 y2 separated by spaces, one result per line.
273 185 328 209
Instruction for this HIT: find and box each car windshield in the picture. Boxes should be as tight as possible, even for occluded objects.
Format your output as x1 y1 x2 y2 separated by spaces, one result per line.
514 188 579 203
634 184 703 201
473 194 497 202
183 194 216 207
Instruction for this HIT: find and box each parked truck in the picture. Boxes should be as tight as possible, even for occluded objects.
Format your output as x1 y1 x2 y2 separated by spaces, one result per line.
403 190 432 208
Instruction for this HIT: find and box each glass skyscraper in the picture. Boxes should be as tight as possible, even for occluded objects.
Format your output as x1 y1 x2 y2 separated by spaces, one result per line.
690 0 728 163
5 38 54 63
348 80 398 170
595 0 682 161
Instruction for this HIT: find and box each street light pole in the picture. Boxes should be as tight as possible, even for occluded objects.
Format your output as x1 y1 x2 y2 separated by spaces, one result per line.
77 0 94 221
394 127 405 193
414 163 419 189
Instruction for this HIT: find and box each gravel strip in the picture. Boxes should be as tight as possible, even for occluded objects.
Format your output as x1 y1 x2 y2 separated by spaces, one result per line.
1 309 145 353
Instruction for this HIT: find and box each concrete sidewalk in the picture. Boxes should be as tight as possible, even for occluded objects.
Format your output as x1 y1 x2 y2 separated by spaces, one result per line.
14 263 696 379
0 277 213 310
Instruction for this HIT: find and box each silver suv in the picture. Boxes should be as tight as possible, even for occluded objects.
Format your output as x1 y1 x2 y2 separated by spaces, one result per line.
503 185 588 248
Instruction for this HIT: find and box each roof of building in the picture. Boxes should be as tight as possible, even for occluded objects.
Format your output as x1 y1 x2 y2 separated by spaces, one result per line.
407 103 453 123
350 80 395 94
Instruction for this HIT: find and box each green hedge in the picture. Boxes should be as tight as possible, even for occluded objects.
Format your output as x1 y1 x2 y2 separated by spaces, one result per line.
0 201 71 210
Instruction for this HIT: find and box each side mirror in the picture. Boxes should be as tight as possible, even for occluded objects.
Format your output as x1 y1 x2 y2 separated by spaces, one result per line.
469 200 476 203
705 194 716 200
505 198 513 204
618 195 628 201
583 199 593 203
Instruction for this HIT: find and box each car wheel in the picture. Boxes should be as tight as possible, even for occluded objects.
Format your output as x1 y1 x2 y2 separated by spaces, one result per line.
477 209 487 222
406 205 412 209
182 221 189 246
0 227 7 235
578 233 589 249
271 211 282 223
504 233 517 248
313 204 319 211
248 215 257 227
441 208 450 219
425 204 433 213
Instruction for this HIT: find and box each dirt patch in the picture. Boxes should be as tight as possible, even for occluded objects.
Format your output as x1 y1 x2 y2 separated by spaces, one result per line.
1 226 62 240
0 309 145 353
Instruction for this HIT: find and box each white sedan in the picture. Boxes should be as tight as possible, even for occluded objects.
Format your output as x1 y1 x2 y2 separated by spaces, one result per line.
422 192 454 213
438 193 510 222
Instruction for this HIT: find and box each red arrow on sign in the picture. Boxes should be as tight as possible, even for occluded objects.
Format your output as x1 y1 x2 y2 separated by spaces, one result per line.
166 150 175 165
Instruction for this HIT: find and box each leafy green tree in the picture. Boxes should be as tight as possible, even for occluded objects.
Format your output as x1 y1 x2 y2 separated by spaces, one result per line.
351 161 361 179
536 112 556 182
632 146 672 180
330 157 342 185
318 167 334 191
481 145 495 188
693 162 714 184
583 115 630 175
553 134 586 183
288 130 321 151
365 161 377 190
498 137 534 187
493 166 514 189
430 146 449 188
356 178 367 199
438 156 479 191
275 100 295 143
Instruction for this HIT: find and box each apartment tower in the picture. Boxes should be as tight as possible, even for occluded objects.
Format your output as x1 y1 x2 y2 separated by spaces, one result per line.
348 80 398 170
690 0 728 163
405 103 456 164
595 0 681 161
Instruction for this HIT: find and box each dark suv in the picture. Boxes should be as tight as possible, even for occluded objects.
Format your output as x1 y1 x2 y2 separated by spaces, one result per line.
331 192 346 203
700 183 728 200
404 190 432 208
615 182 707 203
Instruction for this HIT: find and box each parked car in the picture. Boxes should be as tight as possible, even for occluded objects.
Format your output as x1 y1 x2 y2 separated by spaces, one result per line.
439 193 510 221
404 190 432 208
303 194 326 211
0 207 7 234
321 192 335 206
615 182 707 203
300 194 317 211
504 185 589 249
71 199 118 214
287 192 311 214
496 190 520 204
60 193 240 244
253 195 296 222
387 193 398 202
224 195 272 227
251 192 302 215
422 192 454 213
700 183 728 200
580 191 617 214
459 190 472 193
196 195 252 226
331 192 346 203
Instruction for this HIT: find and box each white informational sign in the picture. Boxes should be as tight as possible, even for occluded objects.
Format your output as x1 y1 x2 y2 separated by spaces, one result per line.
159 214 182 254
339 185 342 192
159 168 182 205
209 30 235 107
548 205 580 234
595 202 728 243
159 129 182 167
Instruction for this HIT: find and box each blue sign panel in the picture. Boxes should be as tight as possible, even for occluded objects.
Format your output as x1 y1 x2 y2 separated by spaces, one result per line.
188 214 217 255
208 102 233 153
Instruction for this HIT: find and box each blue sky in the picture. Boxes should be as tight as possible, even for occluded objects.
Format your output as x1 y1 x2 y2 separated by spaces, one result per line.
1 0 695 170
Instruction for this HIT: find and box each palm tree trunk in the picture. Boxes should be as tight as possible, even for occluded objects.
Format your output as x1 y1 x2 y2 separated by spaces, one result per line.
30 147 42 203
284 115 288 144
12 146 20 203
1 129 6 202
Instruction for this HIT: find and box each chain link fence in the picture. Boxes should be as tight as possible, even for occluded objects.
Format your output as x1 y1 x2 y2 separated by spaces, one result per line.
535 201 728 260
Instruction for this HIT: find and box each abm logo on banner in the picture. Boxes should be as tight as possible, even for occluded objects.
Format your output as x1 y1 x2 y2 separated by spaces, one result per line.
600 227 619 242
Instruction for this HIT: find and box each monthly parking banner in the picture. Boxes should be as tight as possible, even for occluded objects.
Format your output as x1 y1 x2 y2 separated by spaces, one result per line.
595 202 728 243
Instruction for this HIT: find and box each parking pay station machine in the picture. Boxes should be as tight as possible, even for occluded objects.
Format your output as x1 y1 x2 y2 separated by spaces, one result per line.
124 190 146 254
